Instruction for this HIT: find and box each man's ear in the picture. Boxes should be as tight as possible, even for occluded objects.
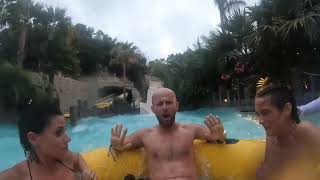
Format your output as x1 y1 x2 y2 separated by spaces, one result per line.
284 102 292 116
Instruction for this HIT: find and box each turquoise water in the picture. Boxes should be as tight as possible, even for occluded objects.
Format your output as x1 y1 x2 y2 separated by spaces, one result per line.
0 107 319 171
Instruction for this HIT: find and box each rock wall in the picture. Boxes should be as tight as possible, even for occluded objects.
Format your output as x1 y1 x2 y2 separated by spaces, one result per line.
54 75 90 113
54 72 142 113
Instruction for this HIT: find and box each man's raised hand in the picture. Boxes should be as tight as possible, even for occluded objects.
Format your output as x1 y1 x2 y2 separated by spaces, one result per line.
204 114 226 143
110 124 130 151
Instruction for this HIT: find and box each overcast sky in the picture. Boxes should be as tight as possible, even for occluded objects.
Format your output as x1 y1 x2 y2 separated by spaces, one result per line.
34 0 259 60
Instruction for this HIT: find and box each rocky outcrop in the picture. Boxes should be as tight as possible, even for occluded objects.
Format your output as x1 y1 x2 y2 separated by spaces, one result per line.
54 72 141 113
54 75 90 113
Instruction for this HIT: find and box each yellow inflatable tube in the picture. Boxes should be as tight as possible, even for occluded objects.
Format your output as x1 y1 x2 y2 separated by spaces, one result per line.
82 140 266 180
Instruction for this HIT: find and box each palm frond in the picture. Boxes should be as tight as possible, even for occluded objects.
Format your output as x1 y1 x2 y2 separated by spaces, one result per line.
225 0 246 13
213 0 224 7
278 12 320 41
305 0 312 7
243 30 262 47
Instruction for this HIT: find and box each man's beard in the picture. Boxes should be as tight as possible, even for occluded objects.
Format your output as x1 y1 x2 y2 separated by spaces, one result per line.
156 115 175 128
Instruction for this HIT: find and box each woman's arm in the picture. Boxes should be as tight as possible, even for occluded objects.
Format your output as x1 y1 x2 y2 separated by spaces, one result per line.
74 153 97 180
63 152 97 180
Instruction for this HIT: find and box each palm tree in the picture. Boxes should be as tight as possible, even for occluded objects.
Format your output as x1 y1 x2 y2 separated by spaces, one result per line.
213 0 246 32
109 42 138 81
109 42 140 99
0 0 33 68
248 0 320 45
245 0 320 81
225 8 255 54
0 62 36 110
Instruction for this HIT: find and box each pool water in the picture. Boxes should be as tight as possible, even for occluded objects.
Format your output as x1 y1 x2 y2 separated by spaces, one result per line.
0 107 319 171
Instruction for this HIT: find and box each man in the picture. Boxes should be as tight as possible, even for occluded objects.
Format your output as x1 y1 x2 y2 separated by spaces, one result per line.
255 84 320 180
110 88 226 180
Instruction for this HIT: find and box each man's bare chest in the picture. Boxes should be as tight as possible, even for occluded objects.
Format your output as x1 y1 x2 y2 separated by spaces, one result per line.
143 133 194 161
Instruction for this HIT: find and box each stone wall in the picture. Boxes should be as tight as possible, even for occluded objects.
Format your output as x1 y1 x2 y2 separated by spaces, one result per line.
54 72 142 113
54 75 90 113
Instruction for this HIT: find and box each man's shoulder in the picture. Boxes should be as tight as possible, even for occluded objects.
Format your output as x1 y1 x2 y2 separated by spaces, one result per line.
137 127 154 136
0 160 28 180
182 123 206 132
179 124 203 135
181 123 199 129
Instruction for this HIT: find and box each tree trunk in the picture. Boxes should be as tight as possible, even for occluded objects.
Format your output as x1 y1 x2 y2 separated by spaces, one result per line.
16 27 27 68
219 8 226 33
122 63 127 99
122 63 127 81
134 71 146 101
227 90 231 105
212 91 216 105
218 85 223 105
237 79 241 105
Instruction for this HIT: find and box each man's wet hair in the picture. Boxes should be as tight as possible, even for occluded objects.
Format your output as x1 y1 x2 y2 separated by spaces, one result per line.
256 83 300 124
17 97 62 162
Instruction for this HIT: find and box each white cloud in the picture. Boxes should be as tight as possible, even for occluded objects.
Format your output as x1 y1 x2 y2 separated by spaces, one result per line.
34 0 260 60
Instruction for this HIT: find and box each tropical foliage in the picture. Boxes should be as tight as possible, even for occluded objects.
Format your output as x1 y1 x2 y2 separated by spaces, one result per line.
0 0 147 110
149 0 320 107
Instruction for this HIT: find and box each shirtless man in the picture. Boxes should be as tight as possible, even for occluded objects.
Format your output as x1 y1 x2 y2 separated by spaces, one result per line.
255 84 320 180
110 88 226 180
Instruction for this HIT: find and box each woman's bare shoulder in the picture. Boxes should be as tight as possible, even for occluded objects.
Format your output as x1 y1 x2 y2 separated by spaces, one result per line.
0 160 29 180
62 151 80 170
298 121 319 138
297 121 320 148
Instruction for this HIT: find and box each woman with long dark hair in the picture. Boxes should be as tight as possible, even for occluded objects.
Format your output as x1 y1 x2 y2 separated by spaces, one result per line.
0 99 97 180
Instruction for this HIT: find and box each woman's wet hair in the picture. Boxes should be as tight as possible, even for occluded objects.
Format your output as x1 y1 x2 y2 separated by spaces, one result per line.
17 98 62 162
256 83 300 124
